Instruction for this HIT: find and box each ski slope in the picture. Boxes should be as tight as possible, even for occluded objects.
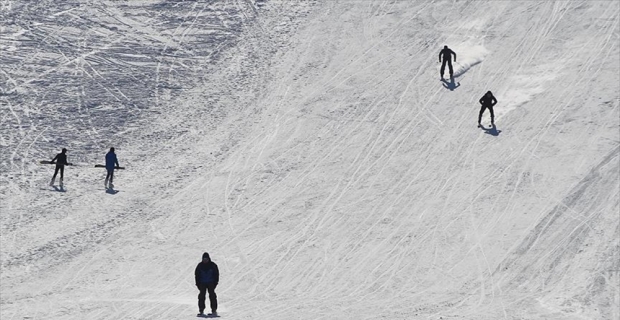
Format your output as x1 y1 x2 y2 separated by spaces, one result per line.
1 1 619 319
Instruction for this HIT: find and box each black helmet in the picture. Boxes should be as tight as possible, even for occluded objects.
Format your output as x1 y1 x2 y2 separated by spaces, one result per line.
110 147 115 152
61 148 67 152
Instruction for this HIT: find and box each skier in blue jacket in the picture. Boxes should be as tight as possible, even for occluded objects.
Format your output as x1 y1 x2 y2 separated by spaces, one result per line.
104 147 120 188
195 252 219 317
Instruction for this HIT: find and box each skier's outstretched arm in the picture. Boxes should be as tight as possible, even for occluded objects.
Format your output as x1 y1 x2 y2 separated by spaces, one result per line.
491 96 497 106
438 51 442 62
452 50 457 62
51 154 59 163
115 156 120 167
479 96 485 105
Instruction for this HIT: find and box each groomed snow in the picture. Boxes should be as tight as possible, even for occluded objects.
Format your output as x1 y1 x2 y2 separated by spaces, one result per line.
1 1 619 319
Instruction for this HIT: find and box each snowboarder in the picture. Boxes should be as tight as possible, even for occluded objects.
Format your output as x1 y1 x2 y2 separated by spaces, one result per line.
49 148 71 187
478 91 497 127
104 147 120 189
195 252 219 317
439 45 457 79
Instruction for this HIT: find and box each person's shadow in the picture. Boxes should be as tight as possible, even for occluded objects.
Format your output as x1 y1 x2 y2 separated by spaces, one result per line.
106 187 119 194
482 124 502 136
441 77 460 91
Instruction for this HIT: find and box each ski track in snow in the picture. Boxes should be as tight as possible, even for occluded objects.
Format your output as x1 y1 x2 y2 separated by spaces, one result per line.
1 1 619 320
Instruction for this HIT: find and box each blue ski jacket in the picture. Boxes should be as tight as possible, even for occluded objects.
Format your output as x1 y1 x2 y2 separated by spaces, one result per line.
195 261 219 286
105 152 119 171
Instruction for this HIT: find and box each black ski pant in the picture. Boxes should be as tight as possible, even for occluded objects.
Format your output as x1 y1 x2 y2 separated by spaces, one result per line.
441 59 453 77
105 169 114 185
478 104 495 124
52 165 64 181
197 284 217 313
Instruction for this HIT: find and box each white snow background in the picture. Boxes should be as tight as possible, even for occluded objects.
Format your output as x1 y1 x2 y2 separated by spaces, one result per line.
1 1 619 319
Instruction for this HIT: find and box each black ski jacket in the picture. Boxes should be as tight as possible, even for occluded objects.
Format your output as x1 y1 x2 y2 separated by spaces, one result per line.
479 94 497 107
439 48 456 62
52 153 68 165
195 261 219 286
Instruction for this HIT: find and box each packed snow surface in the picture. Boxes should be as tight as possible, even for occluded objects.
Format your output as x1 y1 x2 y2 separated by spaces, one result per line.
1 1 619 319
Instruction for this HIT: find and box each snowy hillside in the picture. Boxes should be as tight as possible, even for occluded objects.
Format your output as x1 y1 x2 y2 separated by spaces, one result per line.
1 1 619 319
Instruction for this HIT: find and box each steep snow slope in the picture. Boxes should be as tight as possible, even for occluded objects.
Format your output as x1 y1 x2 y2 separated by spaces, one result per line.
1 1 618 320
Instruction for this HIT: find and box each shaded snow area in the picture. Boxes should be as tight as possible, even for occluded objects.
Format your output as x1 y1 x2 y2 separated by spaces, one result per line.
1 0 619 319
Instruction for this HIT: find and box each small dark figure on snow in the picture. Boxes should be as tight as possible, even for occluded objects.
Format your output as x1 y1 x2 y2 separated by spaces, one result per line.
195 252 219 317
50 148 71 186
104 147 120 188
439 45 457 79
478 91 497 127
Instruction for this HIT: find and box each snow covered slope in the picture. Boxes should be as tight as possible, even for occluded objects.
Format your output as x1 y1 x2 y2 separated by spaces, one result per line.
1 1 618 319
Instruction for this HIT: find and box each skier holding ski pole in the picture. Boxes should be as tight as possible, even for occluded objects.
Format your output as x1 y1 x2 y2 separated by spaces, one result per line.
104 147 120 189
49 148 72 187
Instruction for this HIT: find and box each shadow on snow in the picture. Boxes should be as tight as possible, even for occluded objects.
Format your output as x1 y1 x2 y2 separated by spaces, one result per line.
441 77 460 91
482 124 502 136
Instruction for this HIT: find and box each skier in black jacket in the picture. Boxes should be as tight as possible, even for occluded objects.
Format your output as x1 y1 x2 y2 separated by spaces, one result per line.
439 45 457 79
478 91 497 127
195 252 219 317
50 148 71 186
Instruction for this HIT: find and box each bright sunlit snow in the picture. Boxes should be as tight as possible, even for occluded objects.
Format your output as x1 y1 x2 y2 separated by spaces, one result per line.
1 1 619 319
